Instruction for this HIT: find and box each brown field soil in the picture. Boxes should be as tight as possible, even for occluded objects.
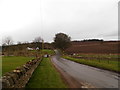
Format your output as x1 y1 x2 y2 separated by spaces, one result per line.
65 41 120 54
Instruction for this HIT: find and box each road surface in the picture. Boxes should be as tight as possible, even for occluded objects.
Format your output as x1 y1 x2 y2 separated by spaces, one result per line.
51 50 119 88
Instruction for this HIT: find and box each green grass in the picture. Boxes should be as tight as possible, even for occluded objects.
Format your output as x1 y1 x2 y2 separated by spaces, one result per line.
41 49 55 55
75 54 119 59
63 56 120 72
2 56 34 76
0 56 2 77
26 57 67 88
29 49 55 55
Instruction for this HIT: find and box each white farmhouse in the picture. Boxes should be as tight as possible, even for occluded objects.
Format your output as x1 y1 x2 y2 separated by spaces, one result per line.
36 47 39 50
27 47 34 50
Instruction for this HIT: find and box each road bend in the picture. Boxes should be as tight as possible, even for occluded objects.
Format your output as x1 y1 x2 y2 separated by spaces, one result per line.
51 50 119 88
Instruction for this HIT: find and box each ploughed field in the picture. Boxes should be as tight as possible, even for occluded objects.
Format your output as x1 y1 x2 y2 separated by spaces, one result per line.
65 41 119 54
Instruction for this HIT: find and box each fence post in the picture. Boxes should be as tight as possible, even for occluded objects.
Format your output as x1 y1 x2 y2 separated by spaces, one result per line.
99 59 100 63
108 59 109 64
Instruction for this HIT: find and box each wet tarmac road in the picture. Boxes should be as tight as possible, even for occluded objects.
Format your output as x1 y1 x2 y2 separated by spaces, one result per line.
51 51 119 88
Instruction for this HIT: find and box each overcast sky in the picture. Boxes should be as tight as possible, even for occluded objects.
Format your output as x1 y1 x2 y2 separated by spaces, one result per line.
0 0 119 44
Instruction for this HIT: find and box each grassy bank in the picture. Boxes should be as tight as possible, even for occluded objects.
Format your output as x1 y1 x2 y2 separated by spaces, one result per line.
2 56 34 75
63 56 119 72
74 54 119 58
26 57 67 88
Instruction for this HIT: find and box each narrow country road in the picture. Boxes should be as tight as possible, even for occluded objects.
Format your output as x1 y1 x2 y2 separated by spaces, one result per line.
51 50 119 88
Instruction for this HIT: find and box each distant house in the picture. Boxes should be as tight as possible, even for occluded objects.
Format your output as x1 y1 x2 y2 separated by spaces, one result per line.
27 47 40 50
27 47 34 50
36 47 39 50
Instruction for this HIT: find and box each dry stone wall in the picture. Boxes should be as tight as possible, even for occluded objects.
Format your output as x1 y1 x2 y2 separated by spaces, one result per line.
0 58 42 88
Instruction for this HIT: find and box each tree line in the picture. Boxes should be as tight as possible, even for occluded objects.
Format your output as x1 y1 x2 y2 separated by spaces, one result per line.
2 32 104 56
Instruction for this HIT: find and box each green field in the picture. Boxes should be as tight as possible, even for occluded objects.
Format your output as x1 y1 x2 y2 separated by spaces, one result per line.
63 56 119 72
29 49 55 55
26 57 67 88
41 49 55 55
2 56 34 76
74 54 119 58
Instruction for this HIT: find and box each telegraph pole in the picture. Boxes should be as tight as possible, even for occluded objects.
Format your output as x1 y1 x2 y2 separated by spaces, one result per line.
41 39 44 56
42 39 44 50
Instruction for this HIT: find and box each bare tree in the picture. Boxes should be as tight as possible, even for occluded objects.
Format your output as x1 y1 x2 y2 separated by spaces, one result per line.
2 37 13 46
17 41 22 45
2 37 13 56
2 43 6 46
33 37 43 55
33 36 43 49
33 37 43 43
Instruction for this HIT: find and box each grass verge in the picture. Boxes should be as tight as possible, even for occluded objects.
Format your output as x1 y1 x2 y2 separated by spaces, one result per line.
75 54 119 58
63 56 120 72
26 57 67 88
2 56 34 76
